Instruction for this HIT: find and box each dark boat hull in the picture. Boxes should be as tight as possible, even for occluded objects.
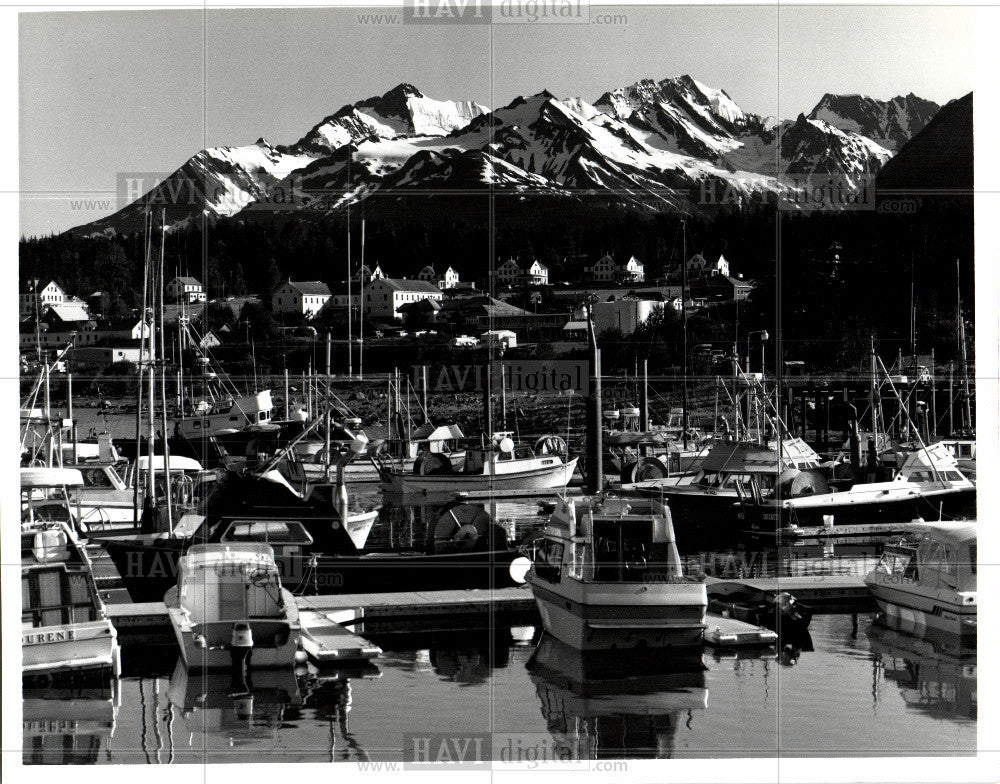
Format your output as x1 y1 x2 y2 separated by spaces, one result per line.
101 537 522 603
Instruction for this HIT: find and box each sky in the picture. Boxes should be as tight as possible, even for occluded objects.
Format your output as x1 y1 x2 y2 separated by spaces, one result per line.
19 5 973 237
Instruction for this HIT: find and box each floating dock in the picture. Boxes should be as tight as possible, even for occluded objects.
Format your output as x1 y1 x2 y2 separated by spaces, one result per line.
703 614 778 647
705 574 873 612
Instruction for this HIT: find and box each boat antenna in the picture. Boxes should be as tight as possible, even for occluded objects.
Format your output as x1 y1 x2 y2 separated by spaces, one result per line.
681 220 689 450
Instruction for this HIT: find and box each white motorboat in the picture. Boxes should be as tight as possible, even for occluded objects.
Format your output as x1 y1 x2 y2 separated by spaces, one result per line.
864 521 976 644
165 543 301 670
175 390 275 439
380 435 577 496
69 455 207 532
748 443 976 532
525 495 706 650
21 470 121 679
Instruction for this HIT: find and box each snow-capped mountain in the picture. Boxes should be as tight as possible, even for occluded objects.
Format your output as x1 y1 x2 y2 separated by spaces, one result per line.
807 93 940 151
66 78 943 236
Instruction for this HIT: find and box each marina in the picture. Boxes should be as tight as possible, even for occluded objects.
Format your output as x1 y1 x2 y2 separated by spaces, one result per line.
15 9 981 770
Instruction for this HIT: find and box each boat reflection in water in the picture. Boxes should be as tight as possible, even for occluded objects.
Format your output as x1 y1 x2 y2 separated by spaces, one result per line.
526 634 707 759
866 624 977 722
23 680 119 765
166 659 302 750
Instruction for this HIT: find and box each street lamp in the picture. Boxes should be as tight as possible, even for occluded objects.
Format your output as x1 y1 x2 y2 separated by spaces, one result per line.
746 330 770 377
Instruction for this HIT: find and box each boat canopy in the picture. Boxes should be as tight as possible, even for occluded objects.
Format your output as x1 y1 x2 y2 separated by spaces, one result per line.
20 467 85 489
901 443 961 470
135 455 204 472
700 438 820 474
909 522 977 593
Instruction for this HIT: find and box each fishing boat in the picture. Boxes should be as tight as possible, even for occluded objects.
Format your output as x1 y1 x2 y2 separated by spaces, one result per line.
165 543 301 670
99 471 525 603
175 389 276 439
69 455 208 533
525 495 707 650
745 443 976 534
21 469 121 680
864 521 976 645
379 435 577 496
624 437 824 529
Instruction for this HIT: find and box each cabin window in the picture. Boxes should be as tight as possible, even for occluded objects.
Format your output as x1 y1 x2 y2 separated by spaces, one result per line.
969 544 977 575
533 540 563 583
81 468 114 488
221 520 314 545
22 568 96 627
513 446 533 460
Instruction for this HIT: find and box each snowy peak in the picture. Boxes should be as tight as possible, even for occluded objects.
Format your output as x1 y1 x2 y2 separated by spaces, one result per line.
290 84 488 154
807 92 940 151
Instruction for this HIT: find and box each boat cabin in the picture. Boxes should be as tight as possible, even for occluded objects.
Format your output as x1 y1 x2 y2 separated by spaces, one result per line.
21 467 84 526
177 544 287 626
879 522 977 594
534 497 687 585
21 522 102 628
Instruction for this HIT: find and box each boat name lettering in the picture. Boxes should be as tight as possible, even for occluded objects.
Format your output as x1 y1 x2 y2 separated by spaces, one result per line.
23 629 75 644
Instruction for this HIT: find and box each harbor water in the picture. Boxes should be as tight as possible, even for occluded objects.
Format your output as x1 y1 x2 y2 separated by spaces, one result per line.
23 492 976 764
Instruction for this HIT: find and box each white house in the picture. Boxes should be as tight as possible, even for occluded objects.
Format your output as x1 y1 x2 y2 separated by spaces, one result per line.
272 280 332 318
592 298 664 336
620 256 645 283
711 254 730 277
494 259 522 287
364 278 444 320
525 260 549 286
354 263 385 283
482 329 518 350
20 280 66 318
440 266 460 289
166 276 207 303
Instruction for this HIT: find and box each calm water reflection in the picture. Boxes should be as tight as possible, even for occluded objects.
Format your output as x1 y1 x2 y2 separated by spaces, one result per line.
23 494 976 763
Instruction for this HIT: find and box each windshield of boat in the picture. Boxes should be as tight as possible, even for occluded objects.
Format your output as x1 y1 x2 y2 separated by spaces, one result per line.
592 518 682 583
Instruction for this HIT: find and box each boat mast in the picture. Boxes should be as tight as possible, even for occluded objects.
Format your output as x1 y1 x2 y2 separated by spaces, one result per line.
681 220 689 450
347 205 352 378
957 258 972 433
146 210 157 513
134 211 150 525
158 210 173 532
360 218 365 380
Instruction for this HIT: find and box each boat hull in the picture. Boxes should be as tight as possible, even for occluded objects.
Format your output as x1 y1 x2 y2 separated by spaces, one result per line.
864 572 977 645
384 458 578 497
166 588 300 671
22 620 121 678
527 577 707 651
748 486 977 534
103 538 524 602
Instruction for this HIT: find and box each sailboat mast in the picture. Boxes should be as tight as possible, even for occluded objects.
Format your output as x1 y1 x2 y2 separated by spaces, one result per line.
134 211 150 524
347 210 353 378
360 218 365 380
158 210 173 532
681 221 689 449
146 212 157 508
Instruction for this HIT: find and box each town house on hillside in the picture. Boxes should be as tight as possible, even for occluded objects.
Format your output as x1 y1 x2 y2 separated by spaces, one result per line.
20 280 67 319
586 254 644 284
166 276 207 304
272 280 332 318
364 278 444 320
416 265 461 289
494 259 522 287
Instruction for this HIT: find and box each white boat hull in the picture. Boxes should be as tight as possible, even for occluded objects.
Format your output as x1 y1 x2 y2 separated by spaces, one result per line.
385 457 578 496
527 577 706 651
22 620 121 677
166 587 301 670
865 572 976 643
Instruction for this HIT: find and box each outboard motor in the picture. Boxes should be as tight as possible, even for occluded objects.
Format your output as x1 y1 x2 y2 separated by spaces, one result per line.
230 622 254 694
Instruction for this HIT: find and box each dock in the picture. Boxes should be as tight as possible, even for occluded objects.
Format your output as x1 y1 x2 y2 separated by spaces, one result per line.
705 574 874 612
703 613 778 647
297 586 539 633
